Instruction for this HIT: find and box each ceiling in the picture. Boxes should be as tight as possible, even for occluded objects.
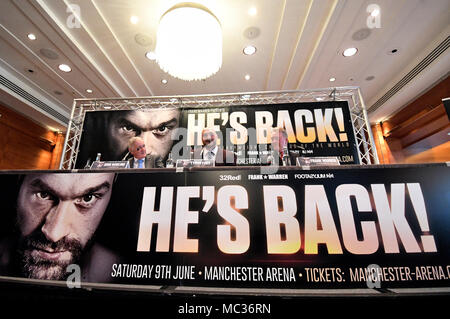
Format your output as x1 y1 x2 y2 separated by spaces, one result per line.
0 0 449 133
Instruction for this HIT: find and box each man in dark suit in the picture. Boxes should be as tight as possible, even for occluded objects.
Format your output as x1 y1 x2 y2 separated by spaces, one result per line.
127 137 164 168
194 128 236 166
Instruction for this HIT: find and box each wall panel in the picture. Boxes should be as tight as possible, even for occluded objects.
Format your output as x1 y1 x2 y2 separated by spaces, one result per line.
0 104 64 169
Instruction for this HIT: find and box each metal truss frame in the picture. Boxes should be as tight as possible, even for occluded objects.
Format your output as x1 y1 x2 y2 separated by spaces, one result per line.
59 86 379 169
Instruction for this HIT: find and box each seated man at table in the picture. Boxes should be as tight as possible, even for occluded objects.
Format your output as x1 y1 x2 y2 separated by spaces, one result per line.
269 127 297 166
194 128 236 166
127 137 164 168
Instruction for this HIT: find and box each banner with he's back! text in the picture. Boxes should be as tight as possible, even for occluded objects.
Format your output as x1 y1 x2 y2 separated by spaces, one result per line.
0 165 449 290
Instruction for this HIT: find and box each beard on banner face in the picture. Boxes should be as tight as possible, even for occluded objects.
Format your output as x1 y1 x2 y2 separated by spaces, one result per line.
17 229 83 280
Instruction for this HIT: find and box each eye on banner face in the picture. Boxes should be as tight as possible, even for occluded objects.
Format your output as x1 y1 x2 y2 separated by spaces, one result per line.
1 165 449 291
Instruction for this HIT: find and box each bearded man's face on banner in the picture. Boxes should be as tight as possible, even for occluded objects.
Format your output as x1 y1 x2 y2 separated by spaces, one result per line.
16 173 114 280
107 109 181 161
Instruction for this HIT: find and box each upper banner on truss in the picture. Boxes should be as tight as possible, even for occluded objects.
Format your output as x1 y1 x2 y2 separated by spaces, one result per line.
60 87 378 169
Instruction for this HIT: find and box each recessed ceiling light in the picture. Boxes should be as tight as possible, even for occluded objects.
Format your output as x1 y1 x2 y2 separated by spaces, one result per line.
130 16 139 24
103 106 112 110
243 45 257 55
145 51 157 60
244 74 251 81
58 64 72 72
86 89 93 93
161 79 168 84
343 47 358 57
248 7 257 16
329 77 336 82
27 33 36 40
315 97 325 101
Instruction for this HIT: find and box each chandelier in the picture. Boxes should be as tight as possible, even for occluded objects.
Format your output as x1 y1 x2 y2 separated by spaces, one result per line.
155 2 222 81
